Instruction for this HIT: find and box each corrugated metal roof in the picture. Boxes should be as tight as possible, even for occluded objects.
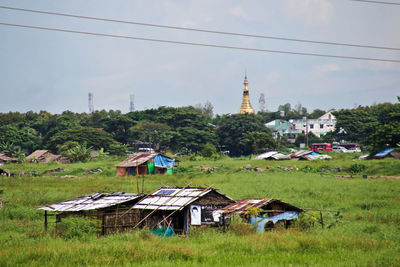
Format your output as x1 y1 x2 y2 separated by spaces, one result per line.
217 198 302 214
26 150 50 160
218 198 274 214
290 150 312 158
116 152 157 167
0 153 17 161
37 192 143 212
253 151 278 160
375 148 394 157
133 187 232 211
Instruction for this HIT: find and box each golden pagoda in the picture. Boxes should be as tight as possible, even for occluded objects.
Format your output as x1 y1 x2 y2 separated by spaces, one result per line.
238 75 255 114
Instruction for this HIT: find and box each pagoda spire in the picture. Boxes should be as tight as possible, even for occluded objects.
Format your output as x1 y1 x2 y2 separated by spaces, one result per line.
238 75 255 114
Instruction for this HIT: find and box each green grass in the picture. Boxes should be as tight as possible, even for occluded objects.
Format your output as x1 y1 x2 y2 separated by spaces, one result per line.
0 156 400 266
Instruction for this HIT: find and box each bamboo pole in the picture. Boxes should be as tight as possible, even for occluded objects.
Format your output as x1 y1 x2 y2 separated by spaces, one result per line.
130 184 192 230
156 185 214 226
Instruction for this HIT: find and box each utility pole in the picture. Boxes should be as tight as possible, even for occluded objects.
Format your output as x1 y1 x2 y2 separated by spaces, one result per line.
88 93 94 114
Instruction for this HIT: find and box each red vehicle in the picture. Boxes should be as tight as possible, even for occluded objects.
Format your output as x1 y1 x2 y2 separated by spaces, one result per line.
311 143 332 152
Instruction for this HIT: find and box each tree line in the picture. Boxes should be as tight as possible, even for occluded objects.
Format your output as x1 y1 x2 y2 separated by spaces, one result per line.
0 101 398 157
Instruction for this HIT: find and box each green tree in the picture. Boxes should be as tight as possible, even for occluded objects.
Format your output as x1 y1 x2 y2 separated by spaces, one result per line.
294 132 322 148
0 141 25 161
240 131 277 154
215 114 274 155
201 143 217 157
47 127 121 152
0 125 42 153
66 142 93 162
128 121 171 150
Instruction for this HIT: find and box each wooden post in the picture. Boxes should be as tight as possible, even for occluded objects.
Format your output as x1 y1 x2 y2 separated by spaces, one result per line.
222 213 226 232
44 210 48 232
141 175 144 194
320 211 324 229
101 213 105 235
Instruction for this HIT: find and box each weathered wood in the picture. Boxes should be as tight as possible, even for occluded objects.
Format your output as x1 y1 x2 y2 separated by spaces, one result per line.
320 211 324 229
101 213 105 235
156 185 214 226
131 184 192 229
44 210 48 232
302 208 341 212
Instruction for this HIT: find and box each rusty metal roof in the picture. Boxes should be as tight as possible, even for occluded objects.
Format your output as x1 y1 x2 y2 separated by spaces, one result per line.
26 150 51 160
218 199 274 214
116 152 157 167
290 150 312 158
133 187 232 211
217 198 302 214
37 192 143 212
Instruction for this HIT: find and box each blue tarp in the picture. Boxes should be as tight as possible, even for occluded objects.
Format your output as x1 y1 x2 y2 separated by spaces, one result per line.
375 148 394 157
154 154 175 169
250 211 299 232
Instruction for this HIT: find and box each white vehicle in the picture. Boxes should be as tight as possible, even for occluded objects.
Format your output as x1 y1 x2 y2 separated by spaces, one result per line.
332 146 350 153
138 148 155 153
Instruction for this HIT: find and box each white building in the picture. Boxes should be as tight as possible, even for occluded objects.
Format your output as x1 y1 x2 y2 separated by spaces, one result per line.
289 112 336 138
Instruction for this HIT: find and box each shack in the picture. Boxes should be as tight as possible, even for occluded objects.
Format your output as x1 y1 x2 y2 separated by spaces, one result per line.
253 151 289 160
116 152 174 176
0 153 19 165
290 150 331 160
132 187 234 235
26 150 69 164
374 148 400 159
216 198 303 231
37 192 144 234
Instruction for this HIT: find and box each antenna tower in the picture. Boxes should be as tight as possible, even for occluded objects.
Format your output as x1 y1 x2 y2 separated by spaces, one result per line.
88 92 94 114
129 94 135 112
259 93 266 112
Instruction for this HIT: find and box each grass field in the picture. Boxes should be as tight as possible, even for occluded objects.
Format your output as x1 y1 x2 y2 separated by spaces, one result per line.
0 154 400 266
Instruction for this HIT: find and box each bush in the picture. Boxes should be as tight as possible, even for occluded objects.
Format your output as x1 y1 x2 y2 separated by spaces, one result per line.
201 143 217 158
57 216 99 240
347 163 367 174
229 222 254 236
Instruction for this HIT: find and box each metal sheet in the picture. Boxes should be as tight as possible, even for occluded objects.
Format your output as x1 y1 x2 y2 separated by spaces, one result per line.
133 187 231 211
37 192 142 211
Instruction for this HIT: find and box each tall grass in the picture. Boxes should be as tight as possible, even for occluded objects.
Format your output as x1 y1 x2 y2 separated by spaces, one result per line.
0 156 399 266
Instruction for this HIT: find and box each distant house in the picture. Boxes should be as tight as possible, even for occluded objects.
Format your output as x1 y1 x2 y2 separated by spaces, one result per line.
132 187 234 234
216 198 303 231
289 112 336 138
0 153 19 165
253 151 289 160
26 150 69 164
290 150 331 160
116 152 175 176
266 112 337 143
37 192 145 235
265 119 298 141
374 148 400 159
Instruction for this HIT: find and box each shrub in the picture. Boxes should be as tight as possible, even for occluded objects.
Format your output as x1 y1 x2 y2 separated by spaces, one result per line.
347 163 367 174
229 222 254 236
57 216 99 240
201 143 217 158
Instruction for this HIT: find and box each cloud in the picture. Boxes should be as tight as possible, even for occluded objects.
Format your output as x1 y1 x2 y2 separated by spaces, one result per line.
315 63 341 73
284 0 333 25
229 6 248 19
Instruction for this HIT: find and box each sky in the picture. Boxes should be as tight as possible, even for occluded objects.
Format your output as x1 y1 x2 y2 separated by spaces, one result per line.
0 0 399 115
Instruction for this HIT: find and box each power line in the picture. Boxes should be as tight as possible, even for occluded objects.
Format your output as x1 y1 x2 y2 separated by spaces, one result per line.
0 5 399 51
1 22 399 63
352 0 400 6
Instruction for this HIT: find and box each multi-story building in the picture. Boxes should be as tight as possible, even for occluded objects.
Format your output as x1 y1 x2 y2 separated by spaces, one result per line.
265 112 336 142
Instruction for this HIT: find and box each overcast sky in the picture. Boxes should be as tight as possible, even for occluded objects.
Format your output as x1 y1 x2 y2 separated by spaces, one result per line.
1 0 399 115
